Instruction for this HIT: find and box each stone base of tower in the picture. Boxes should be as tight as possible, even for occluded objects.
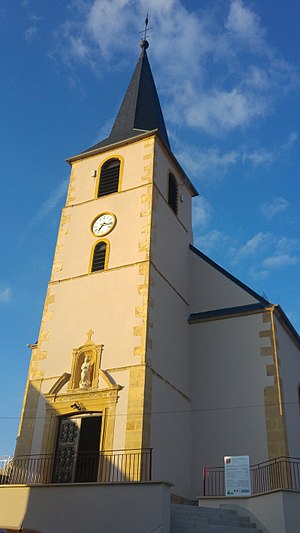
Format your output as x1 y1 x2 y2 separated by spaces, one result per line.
0 481 171 533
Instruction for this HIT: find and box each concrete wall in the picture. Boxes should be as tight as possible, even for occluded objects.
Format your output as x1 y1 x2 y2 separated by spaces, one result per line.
198 490 300 533
147 140 193 498
190 312 271 496
149 266 190 395
0 482 171 533
153 140 193 235
151 375 191 499
151 141 192 303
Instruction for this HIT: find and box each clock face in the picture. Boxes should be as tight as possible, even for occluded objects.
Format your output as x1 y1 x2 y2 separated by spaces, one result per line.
92 213 116 236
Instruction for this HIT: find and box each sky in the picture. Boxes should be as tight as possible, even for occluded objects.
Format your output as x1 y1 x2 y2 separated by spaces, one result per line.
1 0 300 454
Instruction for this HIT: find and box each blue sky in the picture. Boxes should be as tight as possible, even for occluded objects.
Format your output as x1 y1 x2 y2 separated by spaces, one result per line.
1 0 300 454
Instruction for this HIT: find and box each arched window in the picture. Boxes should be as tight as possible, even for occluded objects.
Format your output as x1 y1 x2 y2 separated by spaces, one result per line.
97 158 120 197
168 173 178 215
91 241 108 272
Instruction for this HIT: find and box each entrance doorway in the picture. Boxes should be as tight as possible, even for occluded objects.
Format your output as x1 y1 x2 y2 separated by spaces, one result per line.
52 414 102 483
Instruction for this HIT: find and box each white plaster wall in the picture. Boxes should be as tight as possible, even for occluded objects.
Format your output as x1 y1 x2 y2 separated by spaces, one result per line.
153 140 193 233
0 482 171 533
39 265 144 378
51 185 150 282
68 137 153 206
30 389 47 455
189 248 259 313
111 369 130 451
275 316 300 457
190 312 271 497
150 266 190 396
198 490 300 533
151 192 191 302
151 374 192 499
282 490 300 532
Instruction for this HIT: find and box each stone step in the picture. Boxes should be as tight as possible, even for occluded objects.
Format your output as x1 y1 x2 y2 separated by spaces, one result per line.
171 517 257 533
171 519 256 529
171 525 262 532
172 510 252 525
172 504 237 515
172 505 243 518
170 505 262 533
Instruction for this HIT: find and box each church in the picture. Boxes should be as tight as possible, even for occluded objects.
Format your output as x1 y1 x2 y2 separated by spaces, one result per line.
2 35 300 532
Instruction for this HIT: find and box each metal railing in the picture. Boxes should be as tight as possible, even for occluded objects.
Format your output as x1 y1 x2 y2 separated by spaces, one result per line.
203 456 300 496
0 448 152 486
0 456 13 469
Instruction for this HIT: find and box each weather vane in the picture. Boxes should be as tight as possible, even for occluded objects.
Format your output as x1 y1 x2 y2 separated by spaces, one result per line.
139 13 153 42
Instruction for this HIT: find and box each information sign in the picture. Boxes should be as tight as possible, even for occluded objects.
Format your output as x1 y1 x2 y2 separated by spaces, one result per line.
224 455 251 496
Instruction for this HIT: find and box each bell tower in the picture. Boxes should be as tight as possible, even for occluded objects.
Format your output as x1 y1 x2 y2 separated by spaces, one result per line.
16 39 198 487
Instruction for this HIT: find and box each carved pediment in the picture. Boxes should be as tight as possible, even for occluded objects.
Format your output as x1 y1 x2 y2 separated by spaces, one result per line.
48 373 71 395
47 330 119 396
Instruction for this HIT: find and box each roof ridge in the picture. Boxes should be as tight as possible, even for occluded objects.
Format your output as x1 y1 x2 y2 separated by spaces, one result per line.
189 302 267 323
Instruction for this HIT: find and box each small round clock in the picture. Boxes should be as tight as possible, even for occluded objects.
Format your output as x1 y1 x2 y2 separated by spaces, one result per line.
91 213 116 236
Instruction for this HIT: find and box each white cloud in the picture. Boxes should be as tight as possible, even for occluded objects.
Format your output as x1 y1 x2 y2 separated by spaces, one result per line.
194 229 230 255
31 179 68 226
52 0 299 135
28 13 43 22
230 231 299 276
175 130 297 181
261 197 290 220
276 237 299 252
249 268 268 280
263 254 298 269
225 0 265 48
183 89 267 133
68 35 89 60
241 233 268 255
0 288 12 303
175 145 239 180
281 132 298 150
94 117 115 144
24 25 37 42
232 232 270 263
242 149 275 166
192 196 212 228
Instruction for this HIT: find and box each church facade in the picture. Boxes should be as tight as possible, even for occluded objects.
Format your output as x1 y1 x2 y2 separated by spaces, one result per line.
15 39 300 501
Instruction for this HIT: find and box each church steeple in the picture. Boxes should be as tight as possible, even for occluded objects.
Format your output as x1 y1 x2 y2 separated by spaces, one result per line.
83 39 170 154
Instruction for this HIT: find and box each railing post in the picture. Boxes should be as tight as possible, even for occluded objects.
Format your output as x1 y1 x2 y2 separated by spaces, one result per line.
202 466 206 496
149 448 152 481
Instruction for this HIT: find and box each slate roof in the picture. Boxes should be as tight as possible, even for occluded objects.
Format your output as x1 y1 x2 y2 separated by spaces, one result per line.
82 42 170 154
189 244 300 347
188 303 267 323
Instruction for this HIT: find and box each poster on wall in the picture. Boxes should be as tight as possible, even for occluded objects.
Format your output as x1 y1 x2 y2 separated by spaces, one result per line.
224 455 251 496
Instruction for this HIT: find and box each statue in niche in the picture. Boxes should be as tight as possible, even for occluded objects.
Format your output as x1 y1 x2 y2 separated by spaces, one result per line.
79 355 91 389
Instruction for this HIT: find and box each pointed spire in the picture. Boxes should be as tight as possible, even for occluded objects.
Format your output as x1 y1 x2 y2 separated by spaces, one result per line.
83 40 170 154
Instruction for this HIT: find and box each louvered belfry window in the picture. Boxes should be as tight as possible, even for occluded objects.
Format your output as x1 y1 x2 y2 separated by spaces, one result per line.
92 242 107 272
97 158 120 197
168 173 178 215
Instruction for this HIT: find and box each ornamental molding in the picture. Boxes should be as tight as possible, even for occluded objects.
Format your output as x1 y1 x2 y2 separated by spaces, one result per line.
45 386 121 404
